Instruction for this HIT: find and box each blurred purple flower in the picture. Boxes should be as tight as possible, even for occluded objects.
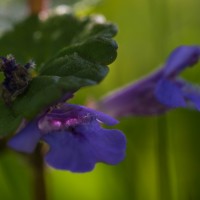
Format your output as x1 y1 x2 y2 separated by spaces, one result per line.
98 46 200 117
8 103 126 172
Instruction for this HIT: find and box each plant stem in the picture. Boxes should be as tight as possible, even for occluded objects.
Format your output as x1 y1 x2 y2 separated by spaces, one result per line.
28 0 49 15
0 138 7 153
31 143 47 200
156 115 172 200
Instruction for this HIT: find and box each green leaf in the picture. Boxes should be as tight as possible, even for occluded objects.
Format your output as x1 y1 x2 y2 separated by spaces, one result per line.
0 13 118 69
0 100 22 136
12 76 95 119
39 16 118 83
0 12 118 135
39 50 110 83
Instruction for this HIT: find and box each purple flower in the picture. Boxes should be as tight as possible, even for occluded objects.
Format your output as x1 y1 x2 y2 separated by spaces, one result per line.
8 103 126 172
98 46 200 117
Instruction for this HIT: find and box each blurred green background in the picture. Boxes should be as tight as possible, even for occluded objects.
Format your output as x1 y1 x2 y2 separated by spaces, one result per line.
0 0 200 200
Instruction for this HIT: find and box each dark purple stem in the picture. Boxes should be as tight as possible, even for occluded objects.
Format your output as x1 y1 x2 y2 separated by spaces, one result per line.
0 138 7 154
31 143 47 200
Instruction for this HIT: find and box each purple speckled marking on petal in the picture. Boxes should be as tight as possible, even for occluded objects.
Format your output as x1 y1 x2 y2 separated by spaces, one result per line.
65 118 79 126
52 120 62 127
77 105 119 126
47 103 119 126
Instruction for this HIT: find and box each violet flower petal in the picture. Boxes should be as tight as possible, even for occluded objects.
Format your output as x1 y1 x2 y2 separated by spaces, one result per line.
42 131 96 172
185 93 200 111
42 121 126 172
98 45 200 117
7 120 41 153
75 122 126 163
164 46 200 78
155 79 186 108
181 83 200 111
99 69 169 116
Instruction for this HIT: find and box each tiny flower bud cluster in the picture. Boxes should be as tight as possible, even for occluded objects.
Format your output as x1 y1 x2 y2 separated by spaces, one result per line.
0 55 35 104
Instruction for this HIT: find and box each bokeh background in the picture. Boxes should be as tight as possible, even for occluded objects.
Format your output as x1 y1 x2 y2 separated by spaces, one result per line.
0 0 200 200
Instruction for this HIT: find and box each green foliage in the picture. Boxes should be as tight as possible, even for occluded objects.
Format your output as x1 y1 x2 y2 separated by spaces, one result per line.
0 100 22 136
0 151 32 200
0 12 118 136
12 75 94 119
0 13 117 67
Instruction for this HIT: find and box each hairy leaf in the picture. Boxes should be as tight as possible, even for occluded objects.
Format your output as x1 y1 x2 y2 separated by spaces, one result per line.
0 100 22 136
0 12 118 136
